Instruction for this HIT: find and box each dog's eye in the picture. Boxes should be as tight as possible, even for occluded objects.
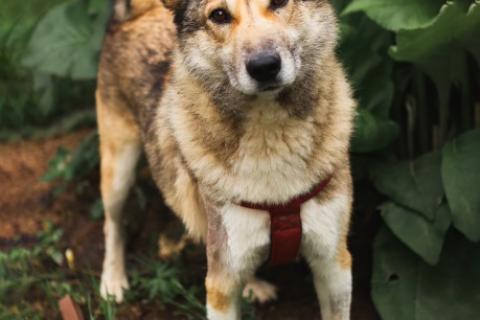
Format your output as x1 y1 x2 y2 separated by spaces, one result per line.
270 0 288 10
209 9 232 24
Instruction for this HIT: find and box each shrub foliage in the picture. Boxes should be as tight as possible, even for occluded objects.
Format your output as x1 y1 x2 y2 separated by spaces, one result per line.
338 1 480 319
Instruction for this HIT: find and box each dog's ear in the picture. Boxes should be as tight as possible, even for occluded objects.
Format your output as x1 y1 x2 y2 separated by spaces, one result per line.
161 0 182 11
114 0 163 21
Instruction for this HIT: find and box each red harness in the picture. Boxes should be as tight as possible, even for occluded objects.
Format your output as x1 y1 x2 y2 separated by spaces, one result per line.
240 177 332 266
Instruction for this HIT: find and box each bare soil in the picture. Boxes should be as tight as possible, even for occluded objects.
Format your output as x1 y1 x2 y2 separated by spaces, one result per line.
0 131 379 319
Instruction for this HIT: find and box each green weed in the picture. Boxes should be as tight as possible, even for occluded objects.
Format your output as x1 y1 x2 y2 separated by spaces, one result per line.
0 223 218 319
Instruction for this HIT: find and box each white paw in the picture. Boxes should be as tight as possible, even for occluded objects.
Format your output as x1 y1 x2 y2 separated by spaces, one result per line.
243 278 278 304
100 269 129 303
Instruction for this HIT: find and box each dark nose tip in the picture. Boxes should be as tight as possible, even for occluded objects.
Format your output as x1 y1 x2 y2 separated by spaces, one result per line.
246 52 281 83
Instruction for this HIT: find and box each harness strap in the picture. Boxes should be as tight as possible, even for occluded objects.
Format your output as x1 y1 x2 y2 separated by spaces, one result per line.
240 176 332 266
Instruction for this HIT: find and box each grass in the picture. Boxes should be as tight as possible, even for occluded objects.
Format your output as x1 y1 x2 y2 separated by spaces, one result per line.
0 220 258 319
0 223 212 319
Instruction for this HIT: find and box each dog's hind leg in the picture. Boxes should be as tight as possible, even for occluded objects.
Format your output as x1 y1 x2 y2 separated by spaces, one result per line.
97 91 141 303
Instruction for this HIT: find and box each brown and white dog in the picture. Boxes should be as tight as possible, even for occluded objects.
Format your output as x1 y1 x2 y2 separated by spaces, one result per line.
96 0 355 318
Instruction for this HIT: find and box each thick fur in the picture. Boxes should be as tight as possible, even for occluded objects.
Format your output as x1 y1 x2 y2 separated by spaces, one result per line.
97 0 355 319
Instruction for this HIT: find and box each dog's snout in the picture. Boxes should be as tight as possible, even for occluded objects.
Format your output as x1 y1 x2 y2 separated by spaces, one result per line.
246 52 281 83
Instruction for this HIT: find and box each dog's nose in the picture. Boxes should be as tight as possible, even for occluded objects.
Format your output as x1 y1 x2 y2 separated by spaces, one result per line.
246 52 281 83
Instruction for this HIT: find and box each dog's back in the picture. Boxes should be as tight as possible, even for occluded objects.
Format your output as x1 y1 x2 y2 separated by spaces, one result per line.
97 0 174 131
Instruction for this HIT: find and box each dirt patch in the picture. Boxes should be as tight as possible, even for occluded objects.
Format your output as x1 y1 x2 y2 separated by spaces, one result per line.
0 131 92 239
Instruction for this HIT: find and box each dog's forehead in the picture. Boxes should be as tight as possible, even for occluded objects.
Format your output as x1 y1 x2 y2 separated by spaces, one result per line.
204 0 270 10
227 0 270 7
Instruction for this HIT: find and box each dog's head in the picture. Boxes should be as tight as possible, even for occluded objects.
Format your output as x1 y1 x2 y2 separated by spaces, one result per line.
164 0 338 95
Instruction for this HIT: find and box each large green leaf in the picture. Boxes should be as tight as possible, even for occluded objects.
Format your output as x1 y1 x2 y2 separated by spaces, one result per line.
442 129 480 242
339 15 394 117
389 2 480 145
22 0 108 79
342 0 444 31
380 202 451 265
371 152 444 220
459 1 480 65
372 228 480 320
339 16 399 153
331 0 351 13
351 110 399 153
390 2 477 90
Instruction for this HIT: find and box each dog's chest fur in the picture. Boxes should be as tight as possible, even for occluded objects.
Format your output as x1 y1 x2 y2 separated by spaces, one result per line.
166 84 340 205
228 104 319 203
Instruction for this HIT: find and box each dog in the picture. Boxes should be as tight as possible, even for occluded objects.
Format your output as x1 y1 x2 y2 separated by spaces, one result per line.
96 0 355 319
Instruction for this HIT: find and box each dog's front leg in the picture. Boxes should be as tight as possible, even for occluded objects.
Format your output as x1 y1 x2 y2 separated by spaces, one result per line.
301 195 352 320
205 203 270 320
308 247 352 320
205 268 242 320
